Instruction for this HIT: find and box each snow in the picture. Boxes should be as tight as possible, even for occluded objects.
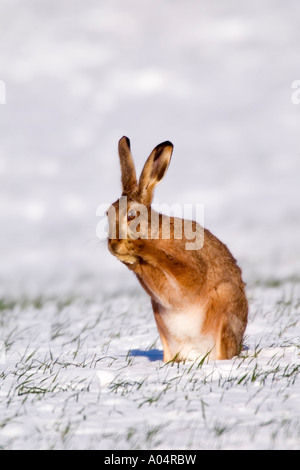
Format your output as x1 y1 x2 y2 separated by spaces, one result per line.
0 0 299 450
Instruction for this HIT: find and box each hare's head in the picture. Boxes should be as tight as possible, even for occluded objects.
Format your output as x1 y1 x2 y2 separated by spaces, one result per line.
107 136 173 264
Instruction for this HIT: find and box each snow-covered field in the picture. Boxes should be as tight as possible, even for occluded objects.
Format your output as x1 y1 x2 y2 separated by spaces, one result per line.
0 0 299 450
0 281 299 450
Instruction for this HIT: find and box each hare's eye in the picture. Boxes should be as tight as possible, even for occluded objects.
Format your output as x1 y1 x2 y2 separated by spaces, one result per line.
127 209 137 221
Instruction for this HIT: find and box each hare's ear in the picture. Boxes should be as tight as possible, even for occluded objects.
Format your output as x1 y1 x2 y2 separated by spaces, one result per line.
118 136 137 194
139 141 173 205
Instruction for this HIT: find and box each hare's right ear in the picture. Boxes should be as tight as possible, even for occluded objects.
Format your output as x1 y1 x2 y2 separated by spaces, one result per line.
118 136 137 194
139 141 173 206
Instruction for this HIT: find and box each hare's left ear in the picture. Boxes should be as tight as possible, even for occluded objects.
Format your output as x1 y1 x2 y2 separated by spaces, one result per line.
139 141 173 206
118 136 137 195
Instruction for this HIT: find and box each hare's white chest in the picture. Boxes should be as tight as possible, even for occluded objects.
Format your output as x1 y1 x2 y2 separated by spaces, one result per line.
165 307 204 340
162 307 216 361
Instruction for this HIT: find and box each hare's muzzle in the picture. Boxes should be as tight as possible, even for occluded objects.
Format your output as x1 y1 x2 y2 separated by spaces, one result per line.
107 238 136 265
107 237 127 255
107 238 119 254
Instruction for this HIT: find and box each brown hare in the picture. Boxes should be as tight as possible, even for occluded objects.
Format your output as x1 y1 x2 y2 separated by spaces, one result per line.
107 136 248 362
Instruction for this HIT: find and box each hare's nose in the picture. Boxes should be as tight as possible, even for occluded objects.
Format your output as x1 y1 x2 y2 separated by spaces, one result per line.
108 238 123 251
108 239 117 254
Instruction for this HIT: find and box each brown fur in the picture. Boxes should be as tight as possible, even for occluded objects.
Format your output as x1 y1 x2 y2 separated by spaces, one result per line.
107 137 248 362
